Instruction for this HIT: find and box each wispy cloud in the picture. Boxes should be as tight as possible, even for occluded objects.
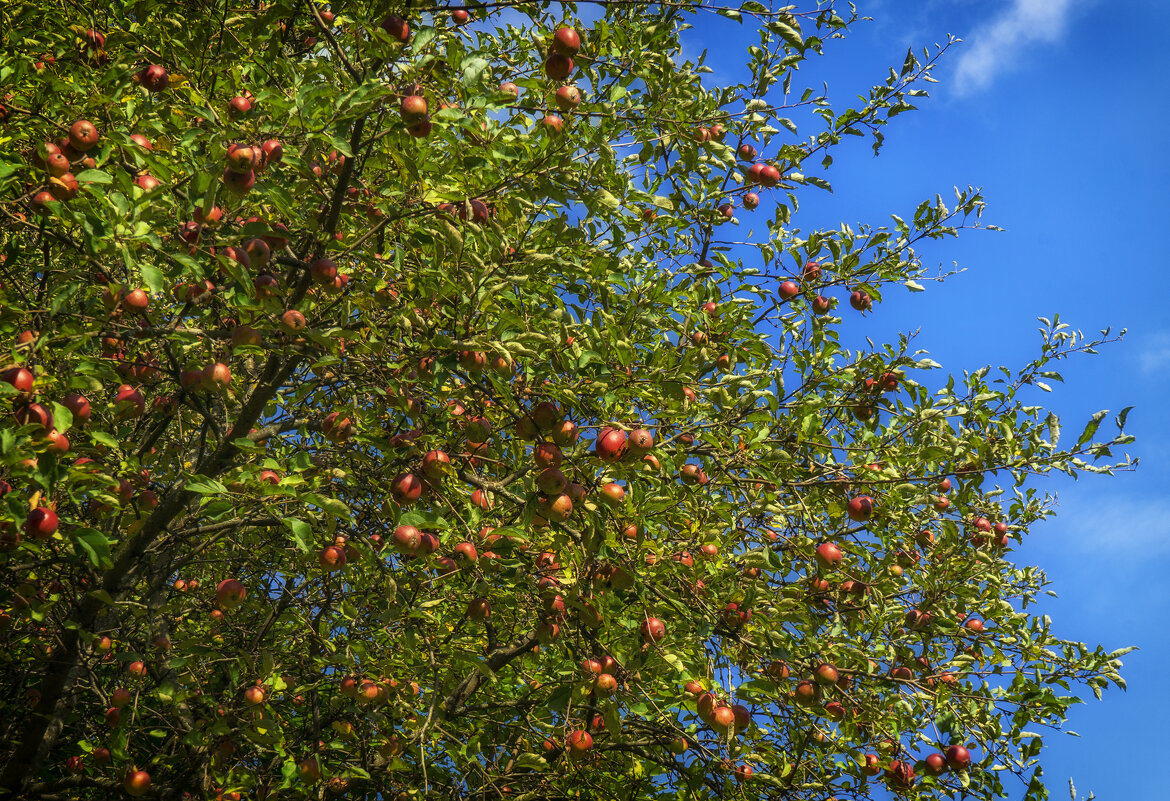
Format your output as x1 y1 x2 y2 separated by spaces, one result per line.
1139 331 1170 375
1048 491 1170 554
953 0 1077 95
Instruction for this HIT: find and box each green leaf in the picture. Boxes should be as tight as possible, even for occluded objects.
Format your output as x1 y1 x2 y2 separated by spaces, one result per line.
139 262 166 297
73 528 112 567
283 518 313 552
187 477 228 494
75 169 113 184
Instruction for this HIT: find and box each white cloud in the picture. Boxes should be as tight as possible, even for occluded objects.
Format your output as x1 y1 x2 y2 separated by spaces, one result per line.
953 0 1077 95
1047 492 1170 554
1139 331 1170 375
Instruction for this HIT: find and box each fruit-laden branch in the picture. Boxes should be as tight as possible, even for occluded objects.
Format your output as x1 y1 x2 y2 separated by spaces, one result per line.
0 353 303 794
443 630 540 718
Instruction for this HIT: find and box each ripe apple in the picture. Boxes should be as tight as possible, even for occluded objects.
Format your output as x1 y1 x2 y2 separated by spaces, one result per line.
924 752 946 775
228 95 253 117
639 616 666 643
261 139 284 165
847 495 874 522
421 449 451 479
406 117 433 137
811 295 832 315
244 684 267 705
69 120 99 152
594 427 627 461
1 367 34 393
123 769 151 796
710 705 736 732
280 309 307 332
391 472 423 504
536 467 568 496
45 152 71 177
731 704 750 730
393 524 422 555
215 578 247 609
467 598 491 620
793 680 819 706
139 64 168 91
453 541 478 565
721 602 750 628
594 673 618 695
318 545 347 571
114 385 145 419
849 290 872 311
401 94 428 123
499 81 519 100
381 14 410 42
202 362 232 391
814 541 842 569
555 85 581 111
226 144 256 173
814 663 838 685
885 760 916 789
566 729 592 757
779 280 799 300
31 190 56 214
765 660 790 681
945 744 971 770
297 757 320 782
552 26 581 55
24 507 58 539
544 54 574 80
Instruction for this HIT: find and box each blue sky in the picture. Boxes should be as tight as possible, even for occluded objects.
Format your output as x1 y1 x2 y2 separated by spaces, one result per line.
681 0 1169 795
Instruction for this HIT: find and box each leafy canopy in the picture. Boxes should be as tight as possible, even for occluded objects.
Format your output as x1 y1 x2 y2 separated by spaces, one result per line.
0 1 1134 800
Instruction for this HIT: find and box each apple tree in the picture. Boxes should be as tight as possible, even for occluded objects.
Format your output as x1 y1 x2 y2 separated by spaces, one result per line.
0 1 1135 799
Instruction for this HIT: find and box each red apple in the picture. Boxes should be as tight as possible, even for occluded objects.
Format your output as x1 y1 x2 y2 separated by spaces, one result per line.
555 85 581 111
24 508 58 540
945 744 971 770
381 14 410 43
393 524 422 555
123 769 151 796
68 120 99 152
467 597 491 620
639 616 666 643
814 663 838 685
215 578 246 609
847 495 874 522
594 427 627 461
228 95 253 117
391 472 422 504
139 64 168 92
552 26 581 56
924 752 946 775
1 366 34 393
318 545 347 571
566 729 592 758
544 54 574 80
